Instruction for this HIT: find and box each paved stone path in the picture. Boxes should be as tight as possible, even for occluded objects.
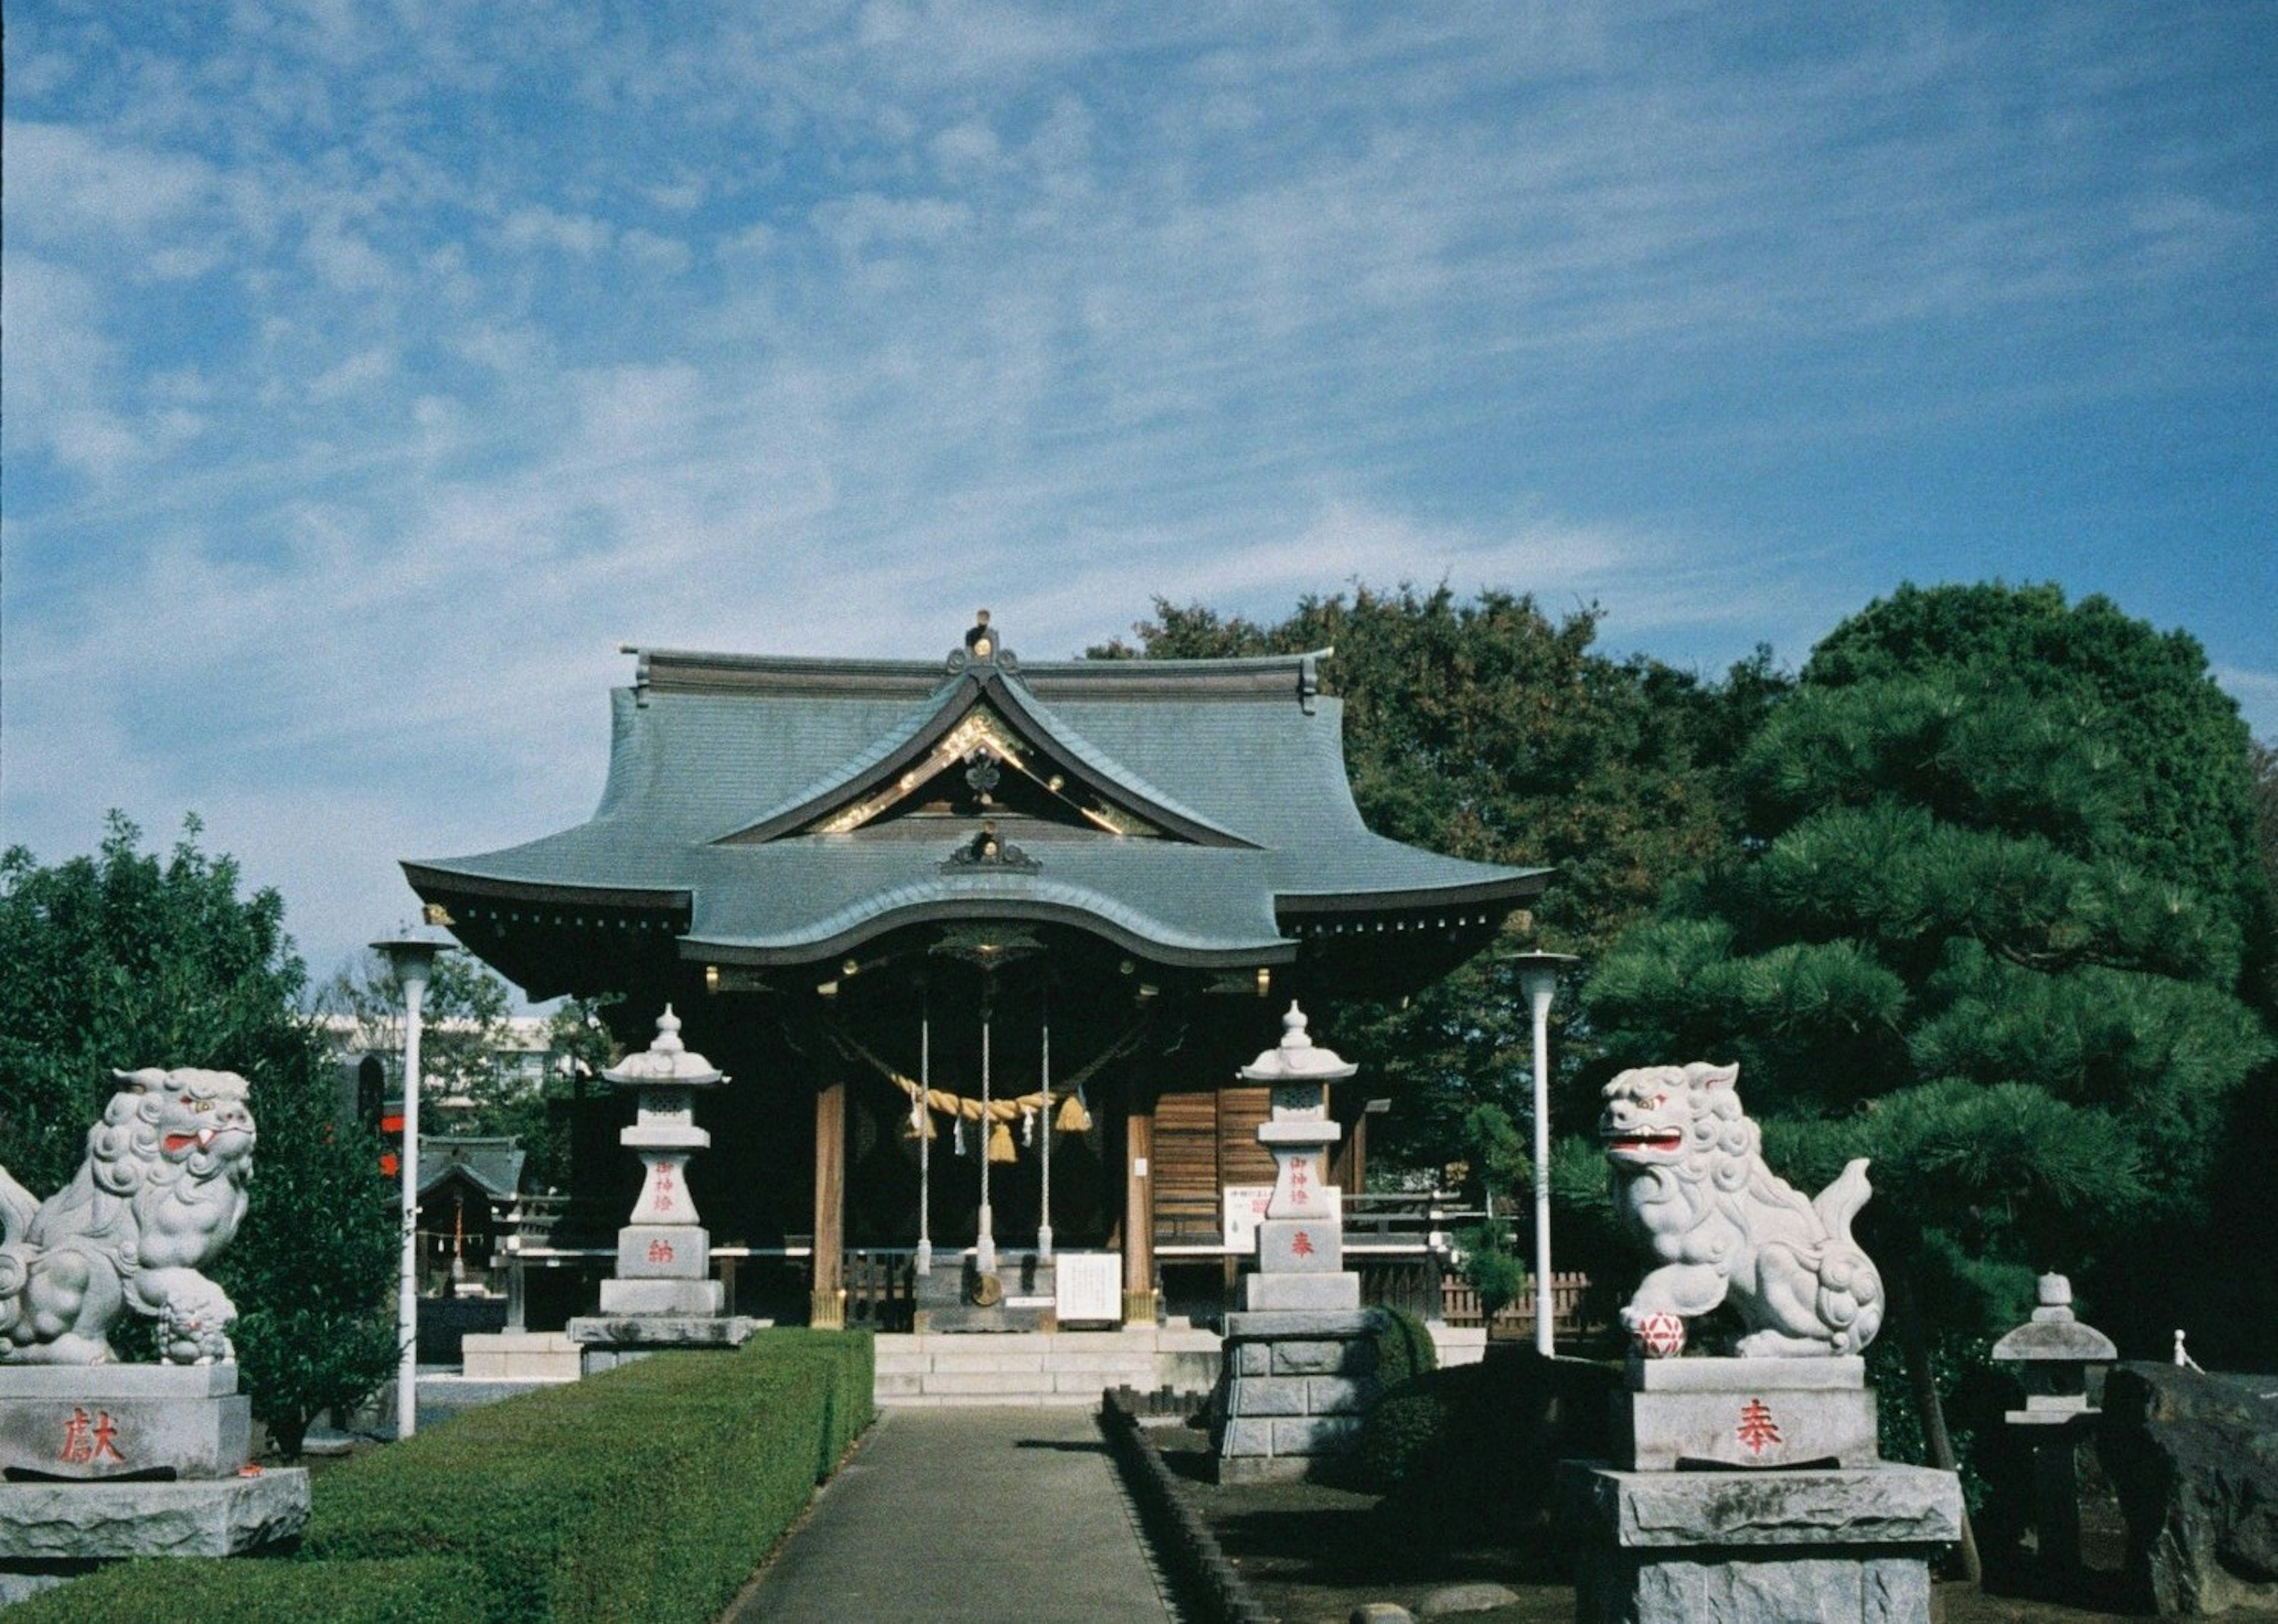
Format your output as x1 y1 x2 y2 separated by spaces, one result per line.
726 1406 1181 1624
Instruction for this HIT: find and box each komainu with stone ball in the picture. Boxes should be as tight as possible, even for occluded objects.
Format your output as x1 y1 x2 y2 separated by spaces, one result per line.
1601 1061 1883 1356
0 1068 256 1365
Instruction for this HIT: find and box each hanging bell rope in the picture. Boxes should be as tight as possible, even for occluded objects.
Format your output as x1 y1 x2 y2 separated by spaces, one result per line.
822 1012 1144 1140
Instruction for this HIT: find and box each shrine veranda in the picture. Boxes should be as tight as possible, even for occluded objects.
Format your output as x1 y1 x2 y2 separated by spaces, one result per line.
404 630 1548 1328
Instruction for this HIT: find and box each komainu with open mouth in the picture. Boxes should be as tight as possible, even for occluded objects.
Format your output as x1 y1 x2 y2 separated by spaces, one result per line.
1601 1061 1883 1356
0 1068 257 1365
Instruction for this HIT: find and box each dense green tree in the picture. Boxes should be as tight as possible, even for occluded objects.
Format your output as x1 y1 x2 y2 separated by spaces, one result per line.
1093 585 1785 1183
1580 599 2274 1547
0 817 397 1457
1803 582 2276 1008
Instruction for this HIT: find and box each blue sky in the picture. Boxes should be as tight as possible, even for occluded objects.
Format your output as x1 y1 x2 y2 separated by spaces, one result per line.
4 2 2273 989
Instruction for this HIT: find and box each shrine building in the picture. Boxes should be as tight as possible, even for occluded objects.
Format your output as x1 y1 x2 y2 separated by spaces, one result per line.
403 619 1548 1329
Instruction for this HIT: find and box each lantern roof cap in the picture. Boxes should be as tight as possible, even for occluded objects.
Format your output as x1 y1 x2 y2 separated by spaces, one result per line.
1239 1002 1357 1082
602 1005 726 1088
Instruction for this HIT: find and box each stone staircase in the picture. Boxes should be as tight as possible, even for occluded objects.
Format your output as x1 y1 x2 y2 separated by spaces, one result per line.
874 1327 1223 1406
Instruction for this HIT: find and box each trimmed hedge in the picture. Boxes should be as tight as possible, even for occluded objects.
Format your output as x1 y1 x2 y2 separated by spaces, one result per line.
2 1556 490 1624
5 1330 872 1624
307 1330 874 1624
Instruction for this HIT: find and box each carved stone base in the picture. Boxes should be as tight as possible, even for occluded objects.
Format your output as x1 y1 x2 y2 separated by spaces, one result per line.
1564 1463 1961 1624
0 1467 309 1564
1214 1307 1384 1483
0 1365 249 1482
565 1314 761 1374
597 1276 723 1316
1616 1355 1879 1471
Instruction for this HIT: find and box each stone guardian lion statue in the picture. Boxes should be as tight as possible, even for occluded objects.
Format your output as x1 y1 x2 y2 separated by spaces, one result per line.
1601 1061 1884 1356
0 1068 257 1365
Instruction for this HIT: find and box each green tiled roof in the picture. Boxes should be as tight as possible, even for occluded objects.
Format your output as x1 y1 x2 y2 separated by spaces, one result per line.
405 646 1548 968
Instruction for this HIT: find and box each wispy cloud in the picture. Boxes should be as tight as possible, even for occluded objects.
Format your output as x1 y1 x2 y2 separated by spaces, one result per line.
4 1 2271 981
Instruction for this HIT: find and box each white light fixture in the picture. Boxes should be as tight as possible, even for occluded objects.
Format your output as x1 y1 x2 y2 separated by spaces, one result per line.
1513 951 1579 1358
372 922 454 1439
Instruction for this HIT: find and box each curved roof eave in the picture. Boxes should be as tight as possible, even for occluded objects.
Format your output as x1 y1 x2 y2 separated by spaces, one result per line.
402 860 691 912
680 886 1296 971
1274 867 1555 915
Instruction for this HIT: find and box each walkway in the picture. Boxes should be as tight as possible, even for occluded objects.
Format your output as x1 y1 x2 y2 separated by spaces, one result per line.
726 1406 1180 1624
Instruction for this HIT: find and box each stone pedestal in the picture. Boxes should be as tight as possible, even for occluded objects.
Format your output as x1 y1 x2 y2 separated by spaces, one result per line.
1566 1463 1962 1624
0 1469 311 1604
0 1366 310 1603
565 1314 761 1374
1215 1308 1384 1482
1614 1355 1880 1472
0 1364 250 1482
1569 1356 1962 1623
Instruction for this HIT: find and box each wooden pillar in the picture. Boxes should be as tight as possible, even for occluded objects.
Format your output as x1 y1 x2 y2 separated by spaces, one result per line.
1123 1082 1157 1326
810 1073 846 1329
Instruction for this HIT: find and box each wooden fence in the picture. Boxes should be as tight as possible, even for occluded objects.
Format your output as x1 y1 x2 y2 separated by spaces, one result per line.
1440 1271 1596 1339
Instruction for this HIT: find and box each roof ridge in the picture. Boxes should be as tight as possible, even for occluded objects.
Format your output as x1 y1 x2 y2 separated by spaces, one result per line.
626 644 1334 702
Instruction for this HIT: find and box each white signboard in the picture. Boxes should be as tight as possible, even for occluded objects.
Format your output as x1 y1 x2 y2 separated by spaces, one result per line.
1054 1252 1123 1323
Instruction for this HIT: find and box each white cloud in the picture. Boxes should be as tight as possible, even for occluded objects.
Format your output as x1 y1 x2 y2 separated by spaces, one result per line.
2215 667 2278 745
2 1 2270 985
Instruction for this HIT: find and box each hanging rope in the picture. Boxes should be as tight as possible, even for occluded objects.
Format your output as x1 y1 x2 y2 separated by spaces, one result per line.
822 1012 1143 1143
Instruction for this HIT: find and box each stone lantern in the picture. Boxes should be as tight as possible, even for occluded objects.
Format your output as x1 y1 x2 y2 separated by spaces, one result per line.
1991 1273 2118 1575
1239 1002 1358 1308
1214 1002 1379 1483
568 1007 757 1366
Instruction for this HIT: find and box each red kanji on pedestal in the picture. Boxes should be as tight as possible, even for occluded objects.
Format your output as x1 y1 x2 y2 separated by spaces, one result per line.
60 1408 126 1466
1291 1231 1315 1257
1736 1397 1783 1456
647 1238 675 1265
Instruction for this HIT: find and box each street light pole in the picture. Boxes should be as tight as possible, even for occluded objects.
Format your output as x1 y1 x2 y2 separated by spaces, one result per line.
373 925 450 1439
1513 952 1578 1358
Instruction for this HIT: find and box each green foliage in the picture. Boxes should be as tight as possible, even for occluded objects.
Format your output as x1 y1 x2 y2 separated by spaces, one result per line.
307 1330 874 1624
316 952 595 1190
1 1556 493 1624
1803 582 2274 1005
1369 1304 1439 1389
1583 587 2275 1346
1095 585 1785 1181
0 817 396 1451
1357 1351 1620 1536
1452 1222 1527 1317
1353 1370 1459 1491
1866 1328 2002 1512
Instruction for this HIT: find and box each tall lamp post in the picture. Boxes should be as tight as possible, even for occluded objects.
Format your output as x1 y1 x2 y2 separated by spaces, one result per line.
373 924 452 1438
1513 951 1578 1358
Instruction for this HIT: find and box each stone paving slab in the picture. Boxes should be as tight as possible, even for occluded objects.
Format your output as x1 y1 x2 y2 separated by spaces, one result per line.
727 1406 1179 1623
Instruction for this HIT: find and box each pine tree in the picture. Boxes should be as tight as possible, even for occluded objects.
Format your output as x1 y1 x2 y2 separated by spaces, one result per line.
1581 596 2273 1564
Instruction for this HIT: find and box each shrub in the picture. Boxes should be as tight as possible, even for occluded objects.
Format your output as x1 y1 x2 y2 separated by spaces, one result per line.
1369 1305 1438 1389
307 1330 873 1624
1361 1348 1620 1550
1 1556 489 1624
